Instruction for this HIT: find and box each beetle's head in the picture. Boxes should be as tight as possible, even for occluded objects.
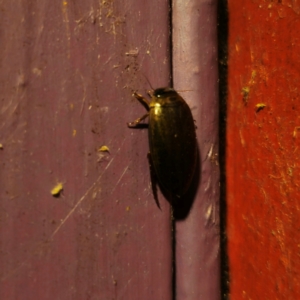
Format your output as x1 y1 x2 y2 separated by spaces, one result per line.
150 87 184 107
153 87 177 98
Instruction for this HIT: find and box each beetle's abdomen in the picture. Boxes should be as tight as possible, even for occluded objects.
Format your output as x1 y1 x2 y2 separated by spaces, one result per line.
148 100 197 197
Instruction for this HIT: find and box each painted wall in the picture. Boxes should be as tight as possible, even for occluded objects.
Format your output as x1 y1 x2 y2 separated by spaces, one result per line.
226 0 300 298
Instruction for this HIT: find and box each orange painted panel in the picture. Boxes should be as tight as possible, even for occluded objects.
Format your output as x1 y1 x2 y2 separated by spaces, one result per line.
227 1 300 299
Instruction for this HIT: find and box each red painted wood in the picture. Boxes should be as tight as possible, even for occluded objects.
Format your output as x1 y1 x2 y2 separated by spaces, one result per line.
173 0 220 299
227 1 300 299
0 1 172 299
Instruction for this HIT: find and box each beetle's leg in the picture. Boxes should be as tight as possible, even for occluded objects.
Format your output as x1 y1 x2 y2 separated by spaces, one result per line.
133 92 150 112
127 113 149 128
146 90 154 98
147 153 160 209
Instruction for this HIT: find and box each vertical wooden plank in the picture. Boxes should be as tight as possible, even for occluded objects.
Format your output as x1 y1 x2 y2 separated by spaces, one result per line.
227 0 300 299
173 0 220 299
0 1 172 299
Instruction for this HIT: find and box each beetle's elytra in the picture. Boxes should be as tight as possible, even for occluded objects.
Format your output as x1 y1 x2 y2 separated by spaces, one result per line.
128 87 197 197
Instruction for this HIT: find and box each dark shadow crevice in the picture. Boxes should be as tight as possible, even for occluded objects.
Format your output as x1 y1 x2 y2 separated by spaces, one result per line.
218 0 230 299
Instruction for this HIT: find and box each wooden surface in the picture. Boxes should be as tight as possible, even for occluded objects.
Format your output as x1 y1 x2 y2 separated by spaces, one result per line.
227 0 300 299
173 0 220 299
0 1 172 299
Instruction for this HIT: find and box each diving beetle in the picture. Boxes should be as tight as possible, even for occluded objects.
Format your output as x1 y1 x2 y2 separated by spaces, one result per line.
128 87 197 198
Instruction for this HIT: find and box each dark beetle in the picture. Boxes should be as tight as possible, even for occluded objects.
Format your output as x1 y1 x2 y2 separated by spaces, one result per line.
128 87 197 197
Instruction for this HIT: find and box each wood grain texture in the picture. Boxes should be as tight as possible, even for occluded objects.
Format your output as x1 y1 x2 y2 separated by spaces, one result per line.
0 1 172 299
227 0 300 298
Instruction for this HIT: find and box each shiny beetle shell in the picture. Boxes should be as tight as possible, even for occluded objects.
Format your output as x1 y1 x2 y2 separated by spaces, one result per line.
128 87 197 197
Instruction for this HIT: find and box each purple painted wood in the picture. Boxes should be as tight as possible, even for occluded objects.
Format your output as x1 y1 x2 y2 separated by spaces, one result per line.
173 0 220 299
0 1 172 299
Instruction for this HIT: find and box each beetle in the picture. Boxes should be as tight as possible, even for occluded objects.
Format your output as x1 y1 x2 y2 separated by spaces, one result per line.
128 87 197 197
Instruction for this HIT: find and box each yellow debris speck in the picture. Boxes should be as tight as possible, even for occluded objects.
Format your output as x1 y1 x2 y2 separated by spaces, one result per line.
98 145 110 152
293 126 300 138
126 206 130 211
255 103 266 112
242 87 250 94
51 183 63 197
256 103 266 109
73 129 76 137
0 144 3 149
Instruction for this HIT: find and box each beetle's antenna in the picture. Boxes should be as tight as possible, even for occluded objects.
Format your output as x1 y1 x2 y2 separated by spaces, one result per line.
141 73 155 91
177 89 193 93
